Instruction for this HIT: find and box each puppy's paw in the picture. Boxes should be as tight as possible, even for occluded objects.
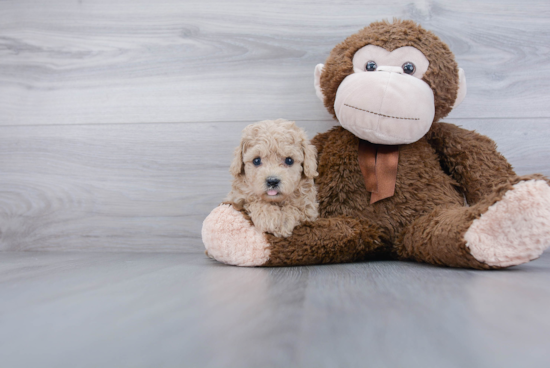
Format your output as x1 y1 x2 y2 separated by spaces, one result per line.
202 204 271 266
271 227 293 238
253 206 299 238
465 180 550 267
270 215 298 238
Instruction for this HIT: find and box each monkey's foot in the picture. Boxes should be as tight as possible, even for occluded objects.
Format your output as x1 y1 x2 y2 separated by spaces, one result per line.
202 204 270 266
465 180 550 267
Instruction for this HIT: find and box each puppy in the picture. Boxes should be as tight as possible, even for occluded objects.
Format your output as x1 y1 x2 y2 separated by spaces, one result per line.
225 119 319 237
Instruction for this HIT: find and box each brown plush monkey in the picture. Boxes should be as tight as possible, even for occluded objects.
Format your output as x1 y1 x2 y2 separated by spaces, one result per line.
202 19 550 269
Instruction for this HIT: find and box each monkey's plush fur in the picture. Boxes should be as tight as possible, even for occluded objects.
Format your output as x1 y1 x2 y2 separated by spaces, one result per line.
203 20 550 269
225 119 318 238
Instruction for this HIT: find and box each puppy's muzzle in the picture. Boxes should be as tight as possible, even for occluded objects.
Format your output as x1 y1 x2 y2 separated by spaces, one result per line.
266 176 281 188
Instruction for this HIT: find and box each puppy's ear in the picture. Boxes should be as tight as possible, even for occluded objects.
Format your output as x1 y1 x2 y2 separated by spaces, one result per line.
229 143 245 177
302 140 318 179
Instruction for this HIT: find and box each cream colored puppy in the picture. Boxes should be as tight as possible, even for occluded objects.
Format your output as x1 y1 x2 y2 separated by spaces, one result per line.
226 119 319 237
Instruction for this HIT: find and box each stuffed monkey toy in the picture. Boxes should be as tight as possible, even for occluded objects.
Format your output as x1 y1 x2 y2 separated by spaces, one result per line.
202 19 550 269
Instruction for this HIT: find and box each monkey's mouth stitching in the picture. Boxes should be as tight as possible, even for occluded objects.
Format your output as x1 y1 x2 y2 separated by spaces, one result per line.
344 104 420 121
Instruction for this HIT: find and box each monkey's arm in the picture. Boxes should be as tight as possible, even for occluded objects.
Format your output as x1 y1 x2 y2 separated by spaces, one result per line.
311 129 332 160
202 204 387 267
425 122 517 205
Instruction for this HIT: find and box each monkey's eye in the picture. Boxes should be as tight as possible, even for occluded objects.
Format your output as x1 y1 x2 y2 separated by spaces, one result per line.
402 62 416 75
252 157 261 166
285 157 294 166
365 61 377 71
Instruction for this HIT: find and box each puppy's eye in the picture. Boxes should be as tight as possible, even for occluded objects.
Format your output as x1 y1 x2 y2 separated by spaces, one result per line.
285 157 294 166
252 157 261 166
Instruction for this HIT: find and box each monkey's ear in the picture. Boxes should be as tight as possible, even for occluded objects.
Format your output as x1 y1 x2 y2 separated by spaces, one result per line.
229 144 245 177
302 140 318 179
453 68 467 108
314 64 325 102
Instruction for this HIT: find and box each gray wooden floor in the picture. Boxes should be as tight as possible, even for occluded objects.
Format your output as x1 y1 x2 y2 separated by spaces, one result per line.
1 251 550 368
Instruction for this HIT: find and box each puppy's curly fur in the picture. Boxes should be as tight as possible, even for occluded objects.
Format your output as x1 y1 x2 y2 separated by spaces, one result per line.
225 119 319 237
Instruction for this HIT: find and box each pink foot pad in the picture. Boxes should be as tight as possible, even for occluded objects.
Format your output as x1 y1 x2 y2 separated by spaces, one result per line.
465 180 550 267
202 204 270 266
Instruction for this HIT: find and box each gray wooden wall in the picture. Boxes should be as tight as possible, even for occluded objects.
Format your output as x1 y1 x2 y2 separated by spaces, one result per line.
1 0 549 252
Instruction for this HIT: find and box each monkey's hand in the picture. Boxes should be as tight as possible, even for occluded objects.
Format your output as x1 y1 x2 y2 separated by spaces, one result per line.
201 204 271 266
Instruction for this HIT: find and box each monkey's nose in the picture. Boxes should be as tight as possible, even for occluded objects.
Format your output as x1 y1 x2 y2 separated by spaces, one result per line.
266 177 280 187
377 66 403 74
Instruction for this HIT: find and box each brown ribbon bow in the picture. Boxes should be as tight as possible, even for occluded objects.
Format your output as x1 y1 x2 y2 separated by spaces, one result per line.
357 140 399 204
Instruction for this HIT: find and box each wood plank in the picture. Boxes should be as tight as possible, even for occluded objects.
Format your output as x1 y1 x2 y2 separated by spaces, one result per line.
0 120 335 251
1 251 549 367
450 119 550 176
0 119 548 252
1 0 550 126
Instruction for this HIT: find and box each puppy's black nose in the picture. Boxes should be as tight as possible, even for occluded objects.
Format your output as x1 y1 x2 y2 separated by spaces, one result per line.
266 177 280 187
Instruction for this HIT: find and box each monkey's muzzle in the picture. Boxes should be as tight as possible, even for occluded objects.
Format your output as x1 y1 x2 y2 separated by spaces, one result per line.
334 70 435 145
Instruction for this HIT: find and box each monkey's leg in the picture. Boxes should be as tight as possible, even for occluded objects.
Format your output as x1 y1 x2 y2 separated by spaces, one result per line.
202 204 388 267
264 217 388 266
397 179 550 269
